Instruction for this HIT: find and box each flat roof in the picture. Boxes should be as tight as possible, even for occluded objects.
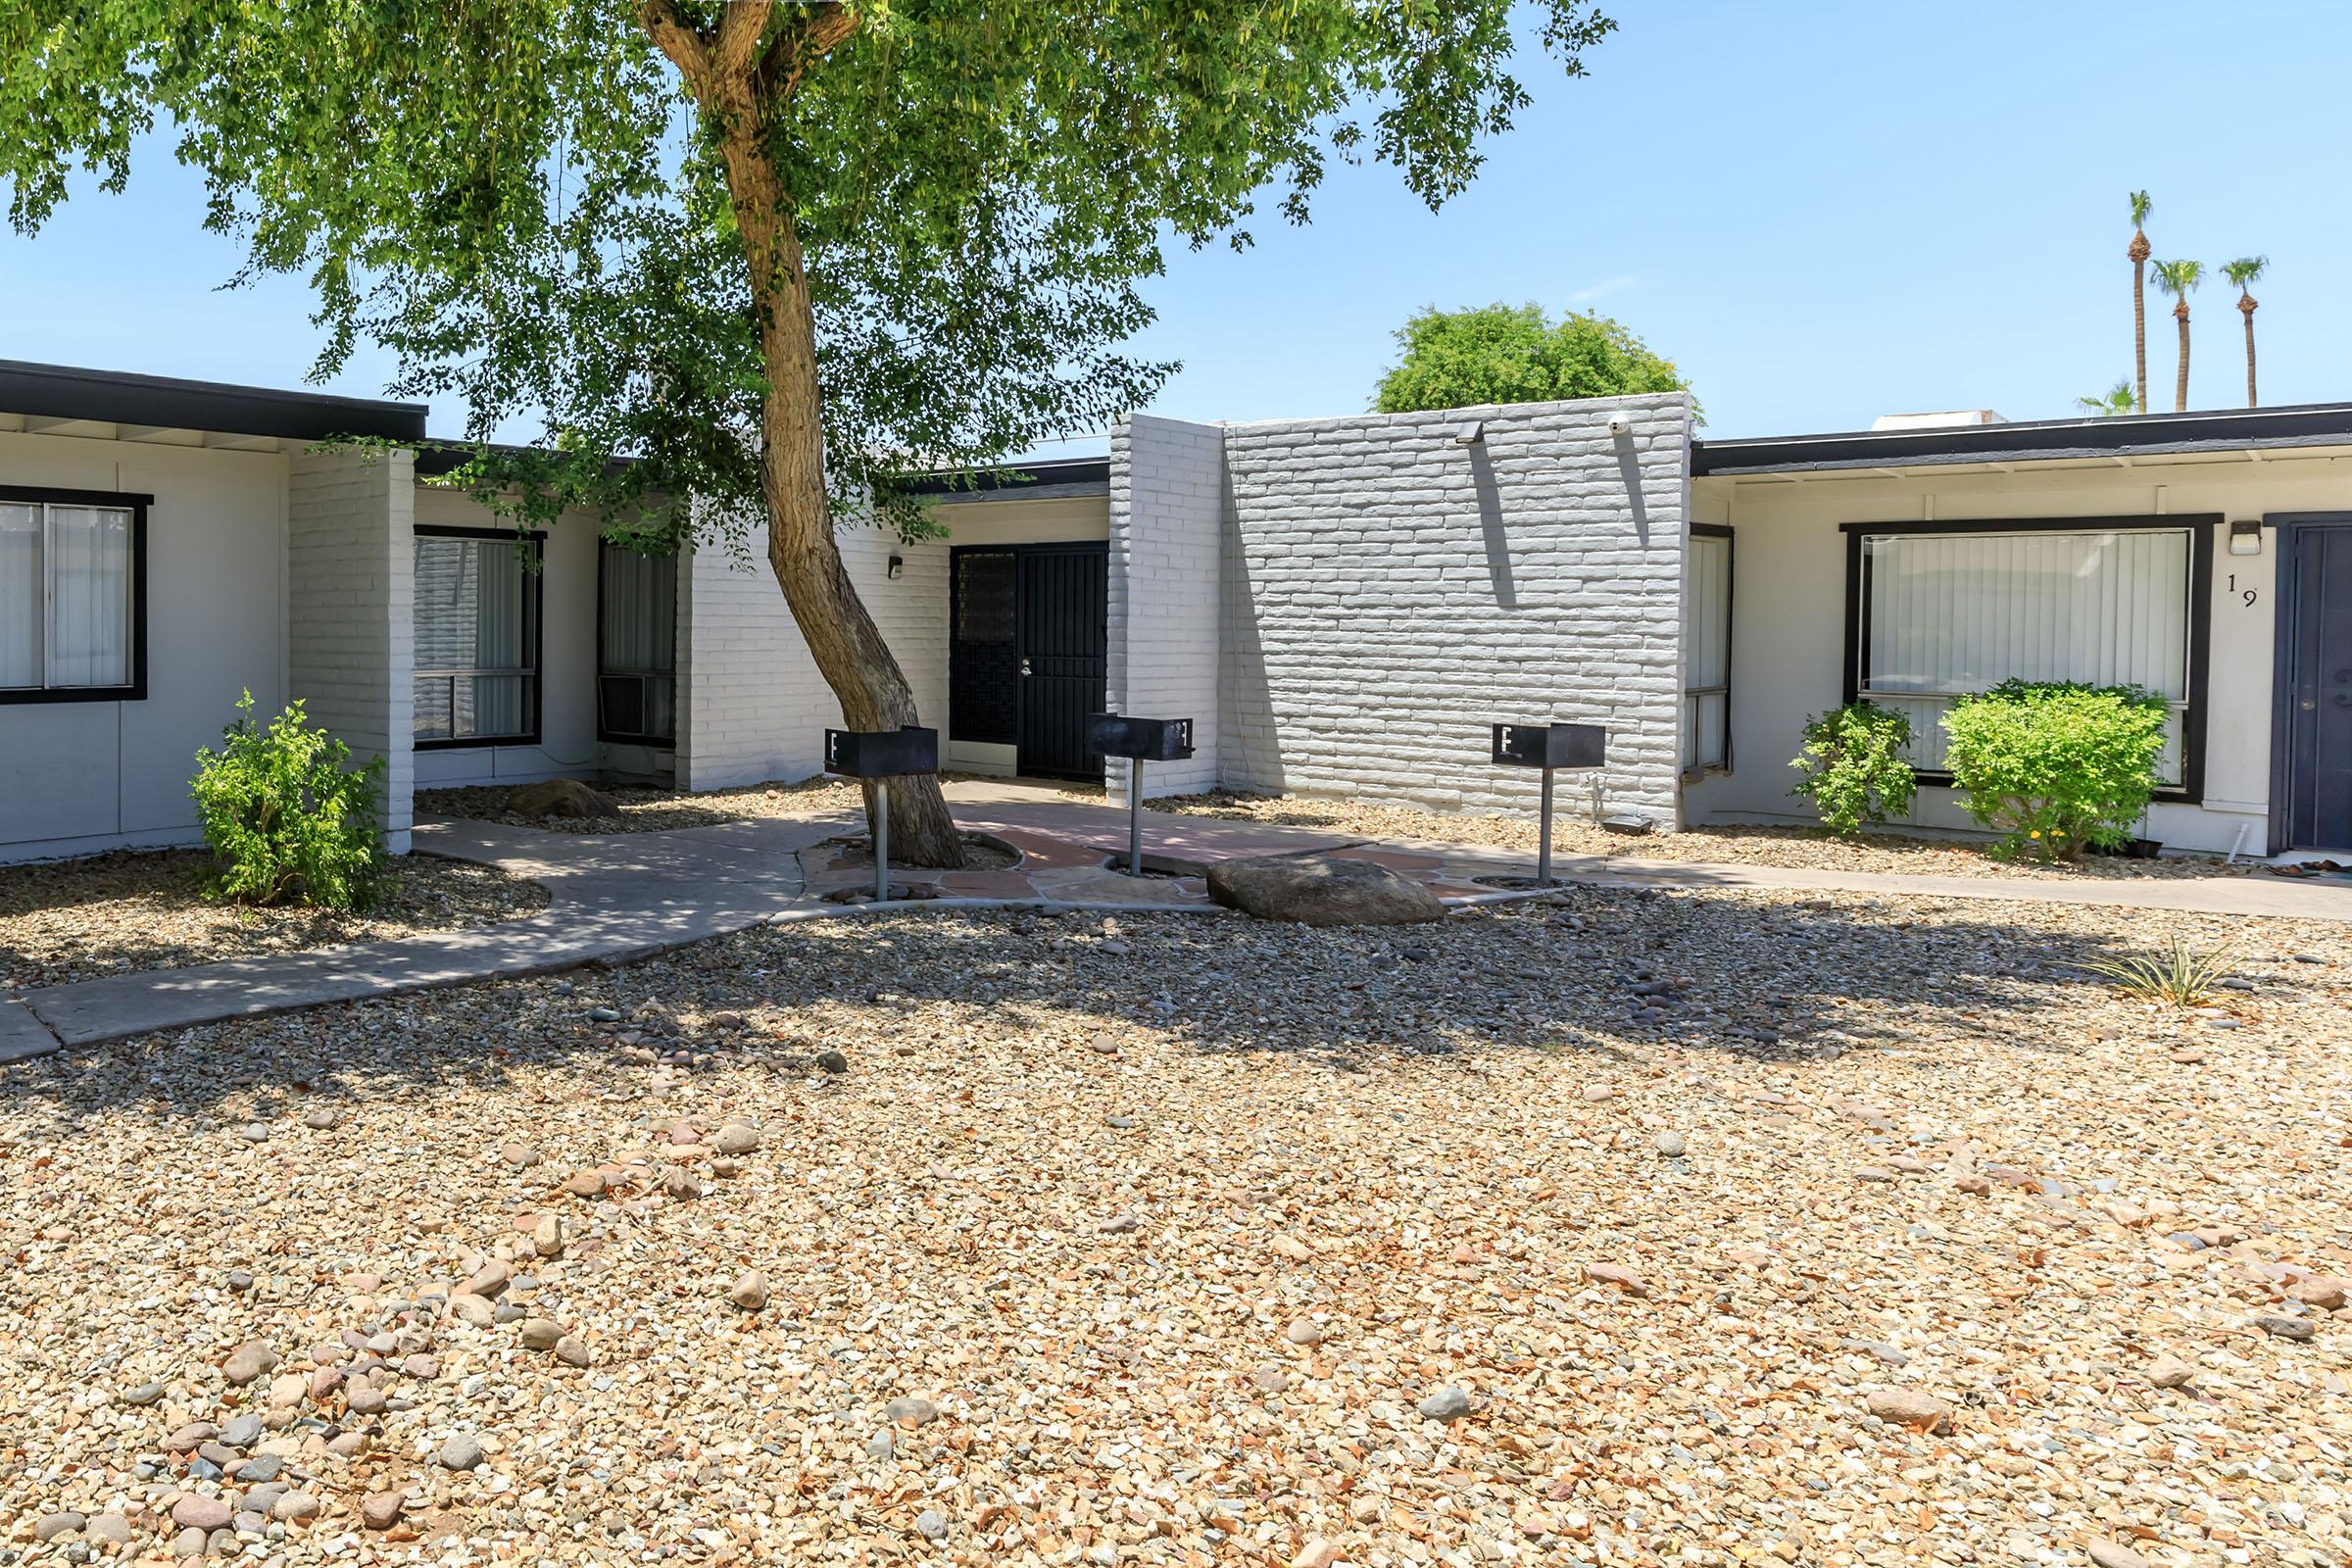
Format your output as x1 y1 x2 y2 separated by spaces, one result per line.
0 359 427 445
895 456 1110 501
1693 402 2352 477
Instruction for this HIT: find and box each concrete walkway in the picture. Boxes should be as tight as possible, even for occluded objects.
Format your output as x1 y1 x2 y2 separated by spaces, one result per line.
3 785 2342 1063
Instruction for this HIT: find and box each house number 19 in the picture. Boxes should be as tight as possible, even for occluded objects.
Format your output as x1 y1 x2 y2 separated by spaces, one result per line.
2228 574 2258 606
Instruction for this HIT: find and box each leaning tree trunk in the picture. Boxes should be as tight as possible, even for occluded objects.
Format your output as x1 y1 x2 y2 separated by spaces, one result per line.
2241 297 2259 407
2173 303 2191 413
646 0 963 867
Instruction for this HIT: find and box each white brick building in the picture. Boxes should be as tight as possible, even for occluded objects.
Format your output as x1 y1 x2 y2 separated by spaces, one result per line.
6 358 2349 863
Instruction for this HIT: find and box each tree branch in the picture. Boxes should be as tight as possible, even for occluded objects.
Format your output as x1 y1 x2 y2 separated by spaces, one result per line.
714 0 778 80
755 2 859 103
637 0 714 91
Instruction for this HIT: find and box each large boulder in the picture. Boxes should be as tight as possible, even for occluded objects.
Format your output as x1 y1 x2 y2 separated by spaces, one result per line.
508 778 622 819
1205 854 1446 927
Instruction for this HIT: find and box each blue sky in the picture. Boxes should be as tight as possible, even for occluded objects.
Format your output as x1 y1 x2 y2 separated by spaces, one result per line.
2 0 2341 443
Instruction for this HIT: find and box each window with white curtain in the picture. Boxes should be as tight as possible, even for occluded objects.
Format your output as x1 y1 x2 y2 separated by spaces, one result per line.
598 542 676 745
1683 528 1732 773
0 493 141 699
1854 523 2199 787
413 531 540 744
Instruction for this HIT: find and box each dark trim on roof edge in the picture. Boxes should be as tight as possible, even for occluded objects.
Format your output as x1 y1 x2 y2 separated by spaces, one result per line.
0 360 426 445
895 457 1110 498
1693 402 2352 477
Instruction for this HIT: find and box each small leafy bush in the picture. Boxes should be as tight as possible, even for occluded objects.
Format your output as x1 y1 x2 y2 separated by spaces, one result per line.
1788 702 1918 835
2078 935 2235 1007
1938 680 2169 861
191 691 387 910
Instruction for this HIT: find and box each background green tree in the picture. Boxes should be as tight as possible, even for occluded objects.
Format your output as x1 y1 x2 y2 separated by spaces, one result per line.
1374 303 1692 416
1 0 1613 864
2149 258 2203 413
2221 255 2268 407
2075 378 2136 417
2126 191 2153 414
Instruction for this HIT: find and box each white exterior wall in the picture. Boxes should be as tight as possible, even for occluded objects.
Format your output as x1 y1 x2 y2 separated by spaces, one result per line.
676 518 939 791
288 449 416 852
1109 417 1223 800
1688 452 2352 855
1214 395 1695 824
1 432 292 862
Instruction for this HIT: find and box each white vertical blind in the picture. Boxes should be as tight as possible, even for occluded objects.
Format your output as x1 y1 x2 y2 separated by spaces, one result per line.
1860 528 2191 782
412 534 536 742
47 506 133 688
0 501 133 691
0 503 40 689
1683 532 1731 771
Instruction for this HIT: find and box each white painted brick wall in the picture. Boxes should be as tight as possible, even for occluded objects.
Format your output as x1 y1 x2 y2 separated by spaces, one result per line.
288 449 415 853
1212 395 1693 825
1108 415 1224 800
677 512 946 791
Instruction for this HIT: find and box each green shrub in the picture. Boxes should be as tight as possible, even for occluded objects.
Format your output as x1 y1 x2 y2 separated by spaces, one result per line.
1788 702 1918 835
191 691 387 909
1938 680 2169 861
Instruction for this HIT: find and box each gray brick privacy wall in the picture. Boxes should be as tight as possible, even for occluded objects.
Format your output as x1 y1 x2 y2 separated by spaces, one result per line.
1213 395 1694 824
1107 415 1224 800
288 449 416 852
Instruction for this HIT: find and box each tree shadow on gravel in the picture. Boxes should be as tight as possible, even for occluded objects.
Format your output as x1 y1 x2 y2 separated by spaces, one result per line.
3 882 2315 1134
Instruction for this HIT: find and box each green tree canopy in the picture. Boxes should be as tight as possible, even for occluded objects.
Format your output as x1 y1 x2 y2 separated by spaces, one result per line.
2 1 1615 861
1374 302 1692 416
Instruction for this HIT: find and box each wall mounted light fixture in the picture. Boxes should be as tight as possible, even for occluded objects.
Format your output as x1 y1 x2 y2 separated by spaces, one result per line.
2228 520 2262 558
1453 421 1485 447
887 553 906 579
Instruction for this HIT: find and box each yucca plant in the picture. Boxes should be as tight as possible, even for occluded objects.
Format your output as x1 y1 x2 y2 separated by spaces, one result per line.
2078 936 2236 1007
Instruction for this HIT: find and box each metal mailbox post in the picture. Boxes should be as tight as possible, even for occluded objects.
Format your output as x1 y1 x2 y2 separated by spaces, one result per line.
823 725 941 901
1490 721 1606 887
1087 713 1196 875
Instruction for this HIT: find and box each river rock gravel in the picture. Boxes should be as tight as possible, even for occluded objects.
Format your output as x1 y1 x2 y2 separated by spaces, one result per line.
1 886 2346 1567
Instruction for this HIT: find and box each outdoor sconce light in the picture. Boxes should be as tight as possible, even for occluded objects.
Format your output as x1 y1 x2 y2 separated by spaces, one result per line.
887 553 906 579
2229 520 2263 557
1605 413 1634 439
1453 421 1485 447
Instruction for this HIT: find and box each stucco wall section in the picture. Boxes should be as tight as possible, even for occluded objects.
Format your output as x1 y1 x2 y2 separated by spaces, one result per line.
676 515 944 791
1109 416 1224 800
0 433 291 862
289 448 415 853
1214 396 1695 824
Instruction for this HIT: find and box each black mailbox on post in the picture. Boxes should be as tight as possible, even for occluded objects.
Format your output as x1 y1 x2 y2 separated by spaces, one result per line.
823 725 939 779
1087 713 1196 762
1491 721 1605 771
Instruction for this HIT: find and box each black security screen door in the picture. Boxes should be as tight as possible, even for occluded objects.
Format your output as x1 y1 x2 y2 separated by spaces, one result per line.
949 542 1107 781
2278 523 2352 851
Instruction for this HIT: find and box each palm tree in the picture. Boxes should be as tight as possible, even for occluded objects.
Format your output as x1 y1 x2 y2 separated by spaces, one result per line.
2222 256 2268 407
2076 379 2136 417
2148 259 2203 412
2128 191 2153 413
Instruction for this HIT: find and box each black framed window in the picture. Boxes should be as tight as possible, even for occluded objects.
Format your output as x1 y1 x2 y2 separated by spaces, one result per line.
414 527 543 747
0 486 149 704
1844 515 2213 801
597 541 676 746
1684 524 1732 774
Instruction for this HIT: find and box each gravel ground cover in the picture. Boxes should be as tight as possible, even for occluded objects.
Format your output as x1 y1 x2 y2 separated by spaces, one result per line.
1156 791 2252 884
0 853 548 991
5 889 2347 1566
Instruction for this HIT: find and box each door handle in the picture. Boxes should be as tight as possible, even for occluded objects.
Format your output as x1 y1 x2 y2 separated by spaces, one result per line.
1020 658 1033 676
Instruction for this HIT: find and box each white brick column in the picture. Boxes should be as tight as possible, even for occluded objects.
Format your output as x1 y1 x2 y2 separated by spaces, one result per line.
287 448 416 853
1108 415 1226 801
